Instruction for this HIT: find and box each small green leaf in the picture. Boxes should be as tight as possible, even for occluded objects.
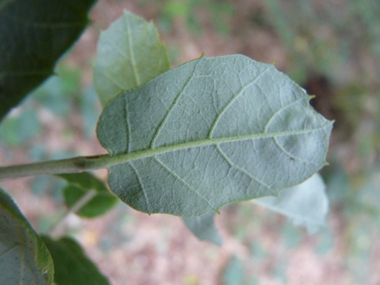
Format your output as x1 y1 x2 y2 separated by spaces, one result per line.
94 10 170 106
0 188 54 284
183 212 223 246
41 236 109 285
0 0 96 121
97 55 333 217
57 173 118 218
253 173 328 233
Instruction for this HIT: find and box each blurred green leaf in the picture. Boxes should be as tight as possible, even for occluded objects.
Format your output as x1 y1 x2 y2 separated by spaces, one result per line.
0 0 96 121
347 228 371 282
253 174 328 233
223 256 245 285
250 242 267 260
33 66 81 116
94 10 170 106
0 109 41 146
97 54 332 217
160 0 234 36
281 223 301 249
164 2 191 17
80 86 101 138
41 236 109 285
271 260 287 282
57 172 118 218
0 188 54 284
183 212 222 246
315 228 333 255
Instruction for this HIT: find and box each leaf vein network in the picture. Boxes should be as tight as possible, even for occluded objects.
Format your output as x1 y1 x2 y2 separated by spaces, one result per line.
149 59 202 149
124 13 140 86
263 97 305 132
99 70 126 90
208 67 271 138
128 162 152 214
273 136 318 166
153 156 217 212
215 144 272 192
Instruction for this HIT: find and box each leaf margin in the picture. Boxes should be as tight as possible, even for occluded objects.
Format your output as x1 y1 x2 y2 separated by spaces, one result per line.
96 54 333 217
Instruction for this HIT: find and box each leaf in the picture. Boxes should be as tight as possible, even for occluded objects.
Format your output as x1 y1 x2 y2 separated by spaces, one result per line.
223 256 246 285
41 236 109 285
57 173 118 218
96 55 333 217
183 212 223 246
183 174 327 244
94 10 170 106
0 0 96 121
252 173 328 233
0 109 41 146
0 188 54 284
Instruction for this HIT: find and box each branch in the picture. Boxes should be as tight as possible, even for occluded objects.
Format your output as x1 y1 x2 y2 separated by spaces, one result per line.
0 154 111 180
50 189 97 238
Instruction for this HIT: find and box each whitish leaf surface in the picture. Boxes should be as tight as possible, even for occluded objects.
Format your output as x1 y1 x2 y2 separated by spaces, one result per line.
57 173 118 218
97 55 333 217
253 173 328 233
183 174 327 244
0 188 54 284
183 212 222 246
41 236 109 285
0 0 96 121
94 10 170 106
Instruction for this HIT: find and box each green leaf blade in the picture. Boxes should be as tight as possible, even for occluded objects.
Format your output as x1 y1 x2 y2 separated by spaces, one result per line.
253 173 328 233
57 173 118 218
0 188 54 284
183 212 223 246
94 10 170 106
41 236 109 285
0 0 96 121
97 55 333 217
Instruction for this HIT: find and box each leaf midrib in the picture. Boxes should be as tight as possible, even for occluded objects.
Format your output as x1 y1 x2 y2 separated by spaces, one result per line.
124 11 140 87
100 124 331 169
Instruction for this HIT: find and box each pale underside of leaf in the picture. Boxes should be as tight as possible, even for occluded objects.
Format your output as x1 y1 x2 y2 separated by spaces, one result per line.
253 173 328 233
97 54 333 217
94 10 170 106
183 212 223 246
183 173 327 245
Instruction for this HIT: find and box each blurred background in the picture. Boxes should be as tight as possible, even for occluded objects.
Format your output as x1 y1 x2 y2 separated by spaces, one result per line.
1 0 380 284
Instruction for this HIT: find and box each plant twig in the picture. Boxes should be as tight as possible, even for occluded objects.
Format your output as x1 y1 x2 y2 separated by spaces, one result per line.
50 189 97 238
0 154 110 180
